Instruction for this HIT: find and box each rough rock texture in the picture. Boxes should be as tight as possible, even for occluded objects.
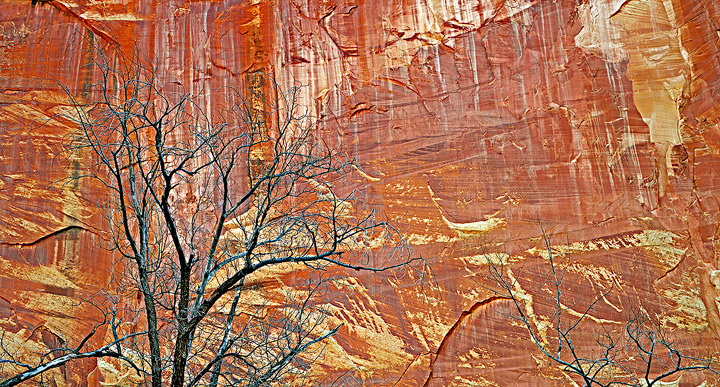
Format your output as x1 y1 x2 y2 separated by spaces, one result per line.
2 0 720 385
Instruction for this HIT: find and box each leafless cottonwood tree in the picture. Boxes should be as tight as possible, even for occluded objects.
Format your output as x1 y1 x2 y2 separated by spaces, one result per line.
0 43 422 386
483 227 716 386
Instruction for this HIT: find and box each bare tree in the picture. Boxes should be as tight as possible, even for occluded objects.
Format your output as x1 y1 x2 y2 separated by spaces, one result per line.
483 226 716 386
0 43 422 386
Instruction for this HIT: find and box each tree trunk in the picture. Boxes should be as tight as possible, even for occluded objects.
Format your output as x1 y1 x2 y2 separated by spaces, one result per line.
170 327 194 387
138 268 163 387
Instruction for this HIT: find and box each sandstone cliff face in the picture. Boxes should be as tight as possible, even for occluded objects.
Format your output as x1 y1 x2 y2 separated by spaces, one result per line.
1 0 720 385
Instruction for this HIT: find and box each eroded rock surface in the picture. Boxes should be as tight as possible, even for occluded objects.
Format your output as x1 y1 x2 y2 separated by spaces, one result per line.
1 0 720 385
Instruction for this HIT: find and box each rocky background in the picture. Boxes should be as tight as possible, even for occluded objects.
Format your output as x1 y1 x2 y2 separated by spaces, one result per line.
2 0 720 385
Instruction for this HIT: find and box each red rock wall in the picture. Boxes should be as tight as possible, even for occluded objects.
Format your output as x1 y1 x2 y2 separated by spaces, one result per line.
2 0 720 385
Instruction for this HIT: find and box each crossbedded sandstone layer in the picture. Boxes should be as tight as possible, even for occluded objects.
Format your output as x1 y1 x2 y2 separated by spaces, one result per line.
1 0 720 385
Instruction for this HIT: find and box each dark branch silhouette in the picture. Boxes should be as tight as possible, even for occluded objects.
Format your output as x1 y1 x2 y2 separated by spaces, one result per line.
482 225 716 386
0 41 424 387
